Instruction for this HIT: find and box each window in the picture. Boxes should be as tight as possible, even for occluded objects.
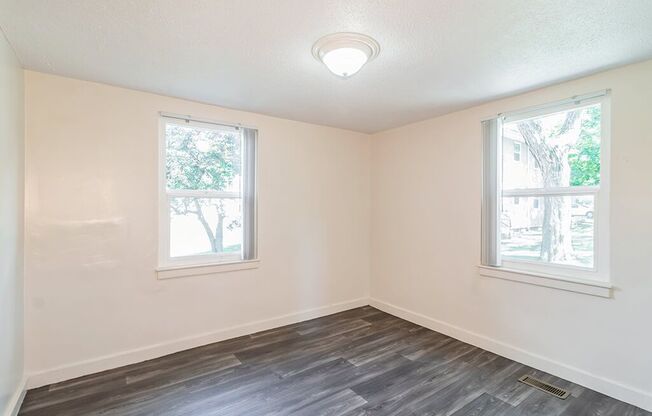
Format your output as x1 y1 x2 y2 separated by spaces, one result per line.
482 91 610 283
159 115 257 269
513 142 521 162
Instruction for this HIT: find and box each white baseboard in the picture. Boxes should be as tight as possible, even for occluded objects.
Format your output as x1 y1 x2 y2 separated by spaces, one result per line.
369 298 652 413
26 297 368 389
3 377 26 416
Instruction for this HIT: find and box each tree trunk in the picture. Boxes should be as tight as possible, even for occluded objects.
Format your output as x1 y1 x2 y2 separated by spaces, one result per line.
213 213 224 252
517 111 579 262
539 145 573 262
192 198 217 252
541 195 573 262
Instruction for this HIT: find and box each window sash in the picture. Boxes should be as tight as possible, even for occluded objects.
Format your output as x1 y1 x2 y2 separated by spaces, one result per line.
159 116 257 268
481 92 610 282
500 193 600 272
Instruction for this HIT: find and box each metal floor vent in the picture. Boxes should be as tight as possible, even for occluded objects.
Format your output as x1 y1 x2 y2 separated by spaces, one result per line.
518 375 570 399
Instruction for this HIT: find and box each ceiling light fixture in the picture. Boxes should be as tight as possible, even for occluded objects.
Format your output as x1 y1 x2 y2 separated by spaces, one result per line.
312 32 380 78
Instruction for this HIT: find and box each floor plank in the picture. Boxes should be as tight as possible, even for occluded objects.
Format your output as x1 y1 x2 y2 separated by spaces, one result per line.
19 306 651 416
450 393 514 416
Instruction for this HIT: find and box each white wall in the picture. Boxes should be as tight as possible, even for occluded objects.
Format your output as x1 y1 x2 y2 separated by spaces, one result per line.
0 32 25 415
370 59 652 411
24 71 371 385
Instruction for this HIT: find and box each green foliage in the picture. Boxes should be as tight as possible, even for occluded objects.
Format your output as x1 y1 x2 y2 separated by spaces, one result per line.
569 105 601 186
166 124 241 191
165 124 243 253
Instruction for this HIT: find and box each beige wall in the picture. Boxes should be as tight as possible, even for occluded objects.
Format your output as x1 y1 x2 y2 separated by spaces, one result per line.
24 71 371 384
0 33 25 415
370 59 652 410
21 57 652 410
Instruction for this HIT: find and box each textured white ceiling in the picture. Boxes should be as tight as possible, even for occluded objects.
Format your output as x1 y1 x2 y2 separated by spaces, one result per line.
1 0 652 133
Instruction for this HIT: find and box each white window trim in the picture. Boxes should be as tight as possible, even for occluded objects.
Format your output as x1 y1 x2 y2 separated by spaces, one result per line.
477 265 612 298
481 91 611 295
157 259 260 280
157 115 258 278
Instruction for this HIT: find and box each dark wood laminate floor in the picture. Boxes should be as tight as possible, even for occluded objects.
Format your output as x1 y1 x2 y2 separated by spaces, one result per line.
19 307 650 416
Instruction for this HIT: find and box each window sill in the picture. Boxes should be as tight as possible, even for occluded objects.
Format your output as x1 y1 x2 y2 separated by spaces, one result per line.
157 259 260 280
477 265 612 298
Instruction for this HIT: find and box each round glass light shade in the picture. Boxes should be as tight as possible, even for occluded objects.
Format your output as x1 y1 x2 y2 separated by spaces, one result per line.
321 47 369 77
312 33 380 78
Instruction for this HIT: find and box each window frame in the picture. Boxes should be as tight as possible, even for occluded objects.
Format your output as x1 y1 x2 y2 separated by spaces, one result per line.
157 115 258 271
481 91 611 286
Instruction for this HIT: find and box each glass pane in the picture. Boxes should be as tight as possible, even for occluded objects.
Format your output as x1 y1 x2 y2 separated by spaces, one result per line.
169 197 243 258
502 103 601 190
500 195 594 268
166 123 242 192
